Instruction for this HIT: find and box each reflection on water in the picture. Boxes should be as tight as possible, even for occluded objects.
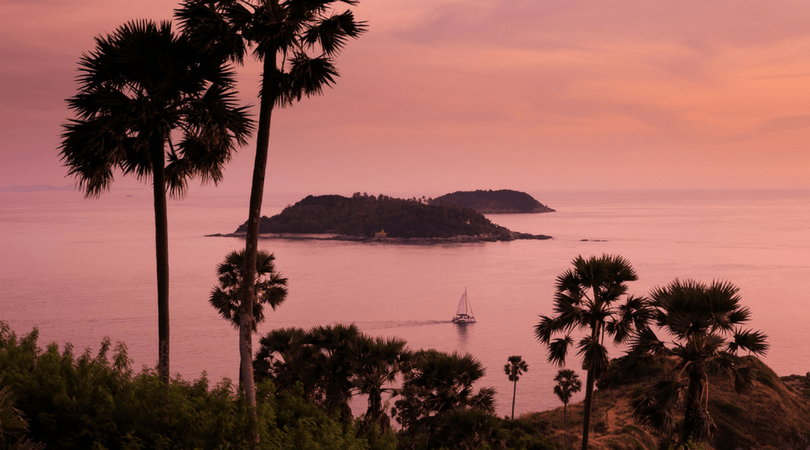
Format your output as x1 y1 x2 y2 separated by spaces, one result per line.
454 322 470 349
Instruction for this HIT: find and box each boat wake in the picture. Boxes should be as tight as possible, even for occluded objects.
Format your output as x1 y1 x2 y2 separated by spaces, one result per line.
356 319 452 330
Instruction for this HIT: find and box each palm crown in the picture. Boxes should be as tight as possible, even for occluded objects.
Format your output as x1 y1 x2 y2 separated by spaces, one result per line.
61 19 252 198
176 0 367 107
210 249 288 331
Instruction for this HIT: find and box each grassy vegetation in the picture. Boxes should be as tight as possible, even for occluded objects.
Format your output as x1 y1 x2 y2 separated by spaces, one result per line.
530 356 810 450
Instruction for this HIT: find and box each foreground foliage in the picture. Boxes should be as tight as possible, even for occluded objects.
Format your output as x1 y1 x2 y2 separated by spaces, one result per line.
0 320 562 449
0 322 370 450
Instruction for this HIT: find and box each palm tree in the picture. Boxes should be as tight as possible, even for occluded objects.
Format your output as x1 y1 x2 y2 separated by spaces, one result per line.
60 20 252 387
554 369 582 450
0 380 44 450
307 323 363 419
393 350 496 442
534 254 650 450
174 1 367 432
254 323 365 420
210 249 287 385
210 249 288 331
503 355 528 420
352 336 410 433
627 279 768 445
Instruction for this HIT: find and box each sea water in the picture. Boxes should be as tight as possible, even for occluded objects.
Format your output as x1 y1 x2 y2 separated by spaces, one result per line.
1 189 809 417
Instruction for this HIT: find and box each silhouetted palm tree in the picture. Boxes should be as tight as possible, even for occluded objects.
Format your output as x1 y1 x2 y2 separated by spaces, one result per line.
393 350 496 442
627 279 768 445
60 20 252 387
352 336 410 432
255 323 365 420
503 355 528 420
554 369 582 450
535 254 650 450
210 249 288 331
175 3 366 434
210 249 286 385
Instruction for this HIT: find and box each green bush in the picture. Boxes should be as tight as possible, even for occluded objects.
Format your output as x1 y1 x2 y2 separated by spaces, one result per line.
0 322 369 450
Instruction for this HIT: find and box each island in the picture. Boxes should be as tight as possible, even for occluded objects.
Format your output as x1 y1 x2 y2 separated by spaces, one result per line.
428 189 555 214
226 193 551 242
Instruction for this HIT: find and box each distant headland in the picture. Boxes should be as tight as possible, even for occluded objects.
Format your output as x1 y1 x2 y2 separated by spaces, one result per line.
217 193 551 243
428 189 555 214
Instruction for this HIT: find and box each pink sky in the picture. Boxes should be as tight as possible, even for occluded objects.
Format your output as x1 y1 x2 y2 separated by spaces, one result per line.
2 0 809 197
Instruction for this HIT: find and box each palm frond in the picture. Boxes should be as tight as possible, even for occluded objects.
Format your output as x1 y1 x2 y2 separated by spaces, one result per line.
577 336 609 378
547 336 572 367
726 328 768 355
630 379 683 436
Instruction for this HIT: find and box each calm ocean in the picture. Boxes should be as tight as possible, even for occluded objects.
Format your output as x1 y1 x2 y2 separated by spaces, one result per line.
2 189 809 417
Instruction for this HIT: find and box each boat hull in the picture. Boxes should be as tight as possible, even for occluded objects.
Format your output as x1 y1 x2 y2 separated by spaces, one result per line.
452 315 476 324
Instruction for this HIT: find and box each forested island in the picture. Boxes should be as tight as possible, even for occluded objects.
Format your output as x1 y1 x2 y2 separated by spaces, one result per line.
229 193 551 241
428 189 555 214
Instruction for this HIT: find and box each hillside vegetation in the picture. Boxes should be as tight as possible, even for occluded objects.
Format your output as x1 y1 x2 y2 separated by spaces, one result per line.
429 189 555 214
234 193 537 239
526 356 810 450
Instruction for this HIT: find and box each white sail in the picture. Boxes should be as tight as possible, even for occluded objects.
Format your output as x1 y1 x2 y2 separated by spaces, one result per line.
456 290 469 316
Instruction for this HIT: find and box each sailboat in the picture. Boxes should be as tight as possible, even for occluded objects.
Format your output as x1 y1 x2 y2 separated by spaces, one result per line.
452 288 476 323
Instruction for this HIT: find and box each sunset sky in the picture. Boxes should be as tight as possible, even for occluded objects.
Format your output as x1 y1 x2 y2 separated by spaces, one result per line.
2 0 809 197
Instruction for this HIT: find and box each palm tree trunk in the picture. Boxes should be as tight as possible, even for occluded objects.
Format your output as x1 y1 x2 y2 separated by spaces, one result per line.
563 403 568 450
239 53 279 447
684 372 702 443
150 135 170 392
511 379 517 420
581 369 595 450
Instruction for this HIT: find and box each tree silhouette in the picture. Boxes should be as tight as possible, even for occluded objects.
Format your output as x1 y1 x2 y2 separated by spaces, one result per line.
175 2 366 438
553 368 582 450
210 249 288 331
393 350 495 444
503 355 528 420
535 254 650 450
626 279 768 445
352 336 410 433
60 20 251 388
210 249 287 385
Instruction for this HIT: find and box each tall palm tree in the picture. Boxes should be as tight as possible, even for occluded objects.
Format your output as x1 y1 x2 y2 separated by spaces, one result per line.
60 20 252 387
210 249 288 331
554 369 582 450
503 355 528 420
627 279 768 445
174 2 367 432
534 254 650 450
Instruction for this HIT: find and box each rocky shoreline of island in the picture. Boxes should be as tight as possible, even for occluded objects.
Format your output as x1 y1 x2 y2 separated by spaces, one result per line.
207 230 552 243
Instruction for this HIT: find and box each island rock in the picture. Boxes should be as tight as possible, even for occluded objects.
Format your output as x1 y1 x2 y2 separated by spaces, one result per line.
229 193 551 242
428 189 555 214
